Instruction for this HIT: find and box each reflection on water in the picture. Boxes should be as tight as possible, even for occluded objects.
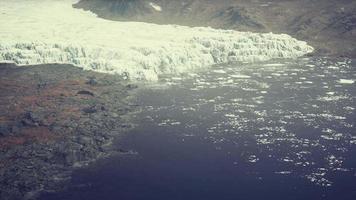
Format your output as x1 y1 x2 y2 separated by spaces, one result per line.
42 57 356 200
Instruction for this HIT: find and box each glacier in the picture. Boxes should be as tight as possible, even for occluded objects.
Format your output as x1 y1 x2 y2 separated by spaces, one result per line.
0 0 313 81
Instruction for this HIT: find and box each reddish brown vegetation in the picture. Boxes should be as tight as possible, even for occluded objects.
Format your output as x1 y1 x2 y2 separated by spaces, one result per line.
0 127 60 149
0 77 96 150
0 137 26 149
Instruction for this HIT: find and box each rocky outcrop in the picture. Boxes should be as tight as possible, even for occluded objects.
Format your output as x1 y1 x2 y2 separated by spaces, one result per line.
0 63 137 200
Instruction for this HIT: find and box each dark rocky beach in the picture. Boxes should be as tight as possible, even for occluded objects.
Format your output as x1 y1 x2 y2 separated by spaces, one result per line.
0 63 138 200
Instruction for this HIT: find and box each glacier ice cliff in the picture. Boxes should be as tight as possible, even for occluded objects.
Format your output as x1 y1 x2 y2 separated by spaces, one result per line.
0 0 313 81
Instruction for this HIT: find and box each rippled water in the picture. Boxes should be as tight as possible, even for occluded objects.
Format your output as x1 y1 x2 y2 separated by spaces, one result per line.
42 57 356 200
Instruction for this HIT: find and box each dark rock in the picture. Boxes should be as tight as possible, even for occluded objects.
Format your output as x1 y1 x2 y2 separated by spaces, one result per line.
0 123 11 137
86 77 98 86
120 123 132 128
21 111 42 127
126 84 138 89
77 90 94 96
74 0 153 19
76 136 93 146
82 106 97 114
117 148 130 153
21 118 37 127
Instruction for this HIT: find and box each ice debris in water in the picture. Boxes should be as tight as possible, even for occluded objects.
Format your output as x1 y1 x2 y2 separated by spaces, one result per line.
149 2 162 11
248 155 259 163
0 0 313 81
138 57 355 188
339 79 355 84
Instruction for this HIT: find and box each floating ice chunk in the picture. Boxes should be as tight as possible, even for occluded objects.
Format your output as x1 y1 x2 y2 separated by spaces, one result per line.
212 69 227 74
230 74 251 79
329 66 340 70
306 173 333 187
182 107 196 112
241 87 258 92
305 64 315 68
171 77 183 81
158 119 181 126
248 155 259 163
339 79 355 84
334 168 350 172
149 2 162 11
263 63 286 67
282 158 294 163
318 95 349 102
158 122 167 126
271 73 282 76
260 3 271 7
225 113 238 118
321 135 342 141
319 114 346 120
344 106 355 111
275 171 292 175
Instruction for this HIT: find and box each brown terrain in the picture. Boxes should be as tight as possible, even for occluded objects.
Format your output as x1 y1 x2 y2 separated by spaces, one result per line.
74 0 356 57
0 64 138 199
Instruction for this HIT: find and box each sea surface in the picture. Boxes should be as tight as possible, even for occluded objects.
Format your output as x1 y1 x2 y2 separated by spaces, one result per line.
41 57 356 200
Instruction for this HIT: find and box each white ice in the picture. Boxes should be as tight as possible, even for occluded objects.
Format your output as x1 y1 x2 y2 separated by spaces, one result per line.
339 79 355 84
149 2 162 11
0 0 313 81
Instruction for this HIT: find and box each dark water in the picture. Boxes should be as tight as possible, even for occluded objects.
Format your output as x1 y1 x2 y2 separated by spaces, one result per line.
42 57 356 200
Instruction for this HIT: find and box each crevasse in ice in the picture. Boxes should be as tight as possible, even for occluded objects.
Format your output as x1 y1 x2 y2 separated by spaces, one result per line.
0 0 314 80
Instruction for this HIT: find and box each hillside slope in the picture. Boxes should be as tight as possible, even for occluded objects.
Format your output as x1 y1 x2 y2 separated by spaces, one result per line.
74 0 356 57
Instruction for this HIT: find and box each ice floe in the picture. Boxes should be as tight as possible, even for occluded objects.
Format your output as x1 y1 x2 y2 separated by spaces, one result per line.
339 79 355 84
149 2 162 11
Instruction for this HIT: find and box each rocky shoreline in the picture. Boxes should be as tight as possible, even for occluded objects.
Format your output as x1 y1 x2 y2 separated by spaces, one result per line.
0 63 138 200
